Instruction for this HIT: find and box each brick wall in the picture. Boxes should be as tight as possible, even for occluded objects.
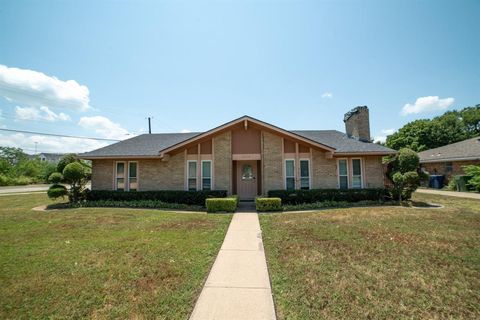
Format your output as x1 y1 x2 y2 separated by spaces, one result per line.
312 150 338 188
139 152 185 190
364 156 385 188
422 160 480 182
214 131 232 193
91 159 114 190
262 131 283 193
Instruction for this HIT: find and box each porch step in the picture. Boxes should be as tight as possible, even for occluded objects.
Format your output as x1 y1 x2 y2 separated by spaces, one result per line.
237 201 256 212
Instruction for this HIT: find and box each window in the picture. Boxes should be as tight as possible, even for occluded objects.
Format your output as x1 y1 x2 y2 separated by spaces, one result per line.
116 162 125 191
445 162 453 173
202 161 212 190
338 159 348 189
300 159 310 190
352 159 362 189
285 160 295 190
241 164 254 180
187 161 197 191
128 162 138 191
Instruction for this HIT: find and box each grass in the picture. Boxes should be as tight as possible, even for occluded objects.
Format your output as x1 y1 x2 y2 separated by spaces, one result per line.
0 193 231 319
260 192 480 319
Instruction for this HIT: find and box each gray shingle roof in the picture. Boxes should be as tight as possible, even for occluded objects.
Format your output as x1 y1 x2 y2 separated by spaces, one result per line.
79 132 201 157
418 137 480 162
79 128 395 158
292 130 396 154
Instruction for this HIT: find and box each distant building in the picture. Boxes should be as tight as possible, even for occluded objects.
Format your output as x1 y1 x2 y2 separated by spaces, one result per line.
30 153 66 163
418 137 480 181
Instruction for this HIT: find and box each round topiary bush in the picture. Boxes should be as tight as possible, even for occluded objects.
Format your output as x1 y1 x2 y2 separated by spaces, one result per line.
47 184 68 199
48 172 63 184
63 162 85 182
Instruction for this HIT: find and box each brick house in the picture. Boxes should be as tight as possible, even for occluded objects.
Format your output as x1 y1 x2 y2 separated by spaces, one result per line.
79 107 396 200
418 137 480 182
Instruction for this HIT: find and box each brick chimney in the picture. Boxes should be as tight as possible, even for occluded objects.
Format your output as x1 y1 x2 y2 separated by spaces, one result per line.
344 106 371 142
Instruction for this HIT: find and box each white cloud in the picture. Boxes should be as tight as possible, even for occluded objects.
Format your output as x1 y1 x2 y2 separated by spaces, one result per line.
373 128 396 144
0 133 110 154
0 64 91 112
321 92 333 99
401 96 454 115
181 129 192 133
15 106 71 122
78 116 130 140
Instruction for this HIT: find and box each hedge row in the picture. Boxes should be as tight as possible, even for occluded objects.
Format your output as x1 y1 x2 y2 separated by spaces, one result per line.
85 190 227 206
268 188 388 205
206 196 239 213
48 200 203 211
256 197 282 212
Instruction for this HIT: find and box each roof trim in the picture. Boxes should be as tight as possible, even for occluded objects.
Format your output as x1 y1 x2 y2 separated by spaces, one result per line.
333 151 397 156
420 156 480 163
78 155 161 160
158 115 337 156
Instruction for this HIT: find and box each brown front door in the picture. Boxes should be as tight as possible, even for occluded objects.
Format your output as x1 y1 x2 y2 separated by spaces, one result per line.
237 161 258 200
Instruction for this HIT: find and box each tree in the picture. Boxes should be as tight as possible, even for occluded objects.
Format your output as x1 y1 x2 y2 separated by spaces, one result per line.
463 165 480 192
57 154 78 173
385 148 421 201
386 105 480 152
62 162 88 203
0 147 28 165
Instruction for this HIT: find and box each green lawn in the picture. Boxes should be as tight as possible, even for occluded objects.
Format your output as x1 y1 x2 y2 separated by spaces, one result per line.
260 193 480 319
0 193 231 319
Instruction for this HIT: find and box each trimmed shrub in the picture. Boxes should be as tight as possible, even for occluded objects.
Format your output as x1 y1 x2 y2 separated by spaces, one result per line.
206 198 237 213
14 176 32 185
48 172 63 184
256 197 282 212
268 188 387 205
54 200 203 211
283 200 396 211
86 190 227 206
47 184 68 199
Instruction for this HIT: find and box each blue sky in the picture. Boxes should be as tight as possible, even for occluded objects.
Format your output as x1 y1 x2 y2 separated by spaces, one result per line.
0 0 479 153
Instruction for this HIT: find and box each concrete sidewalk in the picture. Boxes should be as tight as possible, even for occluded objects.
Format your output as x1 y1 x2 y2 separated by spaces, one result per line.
416 188 480 200
190 212 276 320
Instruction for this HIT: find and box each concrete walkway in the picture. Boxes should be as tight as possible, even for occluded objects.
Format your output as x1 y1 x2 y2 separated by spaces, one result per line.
416 188 480 200
190 212 276 320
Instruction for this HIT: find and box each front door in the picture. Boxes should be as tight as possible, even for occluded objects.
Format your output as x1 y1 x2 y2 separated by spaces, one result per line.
237 161 258 200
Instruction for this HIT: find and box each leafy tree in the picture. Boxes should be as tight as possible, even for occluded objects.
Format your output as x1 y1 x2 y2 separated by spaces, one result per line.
0 147 28 165
57 154 78 173
48 172 63 184
386 105 480 152
385 148 421 201
63 162 88 203
463 165 480 192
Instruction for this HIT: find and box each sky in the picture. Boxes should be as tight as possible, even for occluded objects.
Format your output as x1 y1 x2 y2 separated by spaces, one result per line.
0 0 479 154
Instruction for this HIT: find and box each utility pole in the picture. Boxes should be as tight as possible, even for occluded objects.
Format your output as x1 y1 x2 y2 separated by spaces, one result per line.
34 141 38 155
148 117 152 134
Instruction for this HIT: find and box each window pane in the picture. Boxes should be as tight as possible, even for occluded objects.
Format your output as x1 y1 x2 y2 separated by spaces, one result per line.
117 178 125 191
202 178 211 191
301 177 309 190
339 176 348 189
116 162 125 176
300 160 309 177
242 164 254 180
129 162 137 178
286 177 295 190
352 176 362 188
338 160 347 176
202 161 211 178
286 160 294 177
352 159 361 175
188 178 197 191
188 161 197 178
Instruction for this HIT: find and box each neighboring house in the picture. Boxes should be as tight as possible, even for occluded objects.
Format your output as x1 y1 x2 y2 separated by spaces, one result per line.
418 137 480 181
29 153 65 163
79 106 396 200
